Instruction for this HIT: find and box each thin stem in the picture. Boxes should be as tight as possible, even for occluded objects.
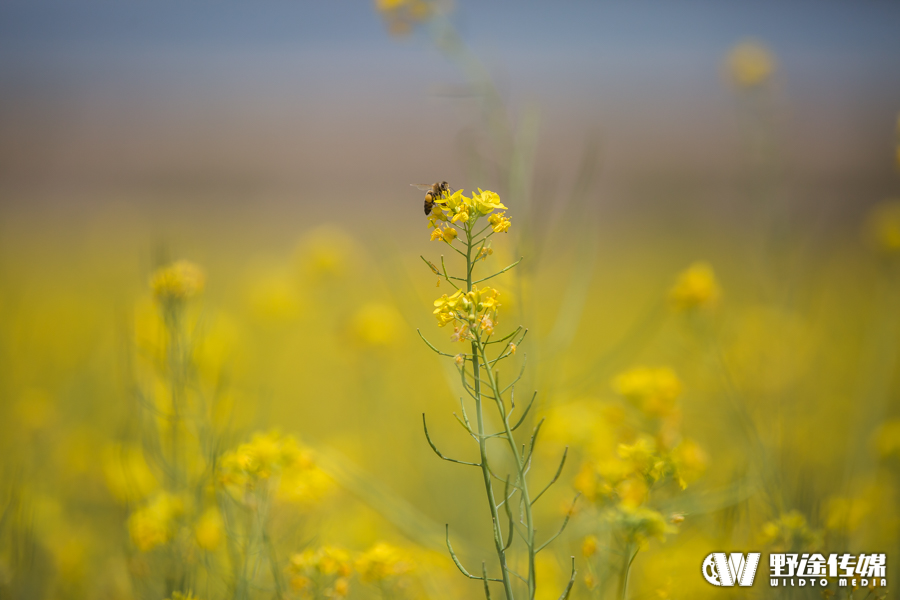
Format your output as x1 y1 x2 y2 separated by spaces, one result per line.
473 258 524 284
466 222 516 600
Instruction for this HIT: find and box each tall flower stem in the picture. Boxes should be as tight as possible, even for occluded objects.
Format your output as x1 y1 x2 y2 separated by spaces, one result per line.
466 221 516 600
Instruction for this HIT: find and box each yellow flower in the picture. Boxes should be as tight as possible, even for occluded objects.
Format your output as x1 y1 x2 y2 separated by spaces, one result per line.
471 188 507 216
478 314 495 335
355 543 413 582
433 290 464 327
289 546 353 578
375 0 434 36
218 431 330 504
450 324 470 342
612 366 682 417
128 492 184 552
454 354 465 366
671 438 707 488
350 303 402 347
726 40 775 88
451 207 470 224
761 510 822 551
581 535 598 557
669 262 720 311
430 228 443 241
150 261 205 302
488 212 511 233
441 227 458 242
612 506 675 545
194 507 224 551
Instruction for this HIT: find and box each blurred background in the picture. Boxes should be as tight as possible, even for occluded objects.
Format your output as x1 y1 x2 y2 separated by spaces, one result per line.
1 1 900 599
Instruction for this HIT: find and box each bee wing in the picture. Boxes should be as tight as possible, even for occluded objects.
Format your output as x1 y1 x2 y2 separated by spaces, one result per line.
410 184 433 191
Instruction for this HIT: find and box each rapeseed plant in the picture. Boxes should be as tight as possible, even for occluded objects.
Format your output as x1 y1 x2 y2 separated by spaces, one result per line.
418 189 577 600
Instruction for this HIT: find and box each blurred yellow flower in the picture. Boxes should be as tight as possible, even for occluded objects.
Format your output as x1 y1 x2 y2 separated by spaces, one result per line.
669 262 720 311
289 546 353 577
151 260 205 302
874 419 900 459
194 507 224 551
350 302 402 347
128 492 184 552
671 438 707 488
616 476 649 509
726 40 776 88
375 0 434 36
581 535 598 557
219 431 331 504
612 366 682 418
864 201 900 253
245 270 303 322
355 543 413 582
297 225 358 280
611 506 675 546
761 510 822 551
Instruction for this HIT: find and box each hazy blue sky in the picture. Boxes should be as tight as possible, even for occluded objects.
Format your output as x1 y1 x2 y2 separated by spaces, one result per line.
1 1 898 206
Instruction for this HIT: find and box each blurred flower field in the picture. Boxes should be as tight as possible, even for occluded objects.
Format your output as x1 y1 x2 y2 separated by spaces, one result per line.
1 3 900 600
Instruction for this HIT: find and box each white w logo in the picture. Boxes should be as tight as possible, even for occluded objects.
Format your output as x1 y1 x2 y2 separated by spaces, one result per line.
702 552 761 586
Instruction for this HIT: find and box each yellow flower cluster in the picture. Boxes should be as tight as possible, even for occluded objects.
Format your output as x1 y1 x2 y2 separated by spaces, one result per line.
433 285 500 340
287 546 353 598
374 0 434 36
150 260 205 302
612 366 682 418
574 366 707 548
355 543 413 583
726 40 776 88
285 543 413 597
427 188 509 240
127 491 184 552
218 431 331 504
669 262 720 311
761 510 822 551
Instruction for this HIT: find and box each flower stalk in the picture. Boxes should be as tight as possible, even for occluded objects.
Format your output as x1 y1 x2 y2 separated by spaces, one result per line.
419 189 575 600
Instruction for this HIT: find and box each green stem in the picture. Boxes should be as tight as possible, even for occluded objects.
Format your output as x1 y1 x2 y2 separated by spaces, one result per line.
478 340 536 600
618 545 638 600
467 223 516 600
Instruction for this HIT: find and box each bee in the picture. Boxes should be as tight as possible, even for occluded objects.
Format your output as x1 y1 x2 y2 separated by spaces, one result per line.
411 181 451 216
